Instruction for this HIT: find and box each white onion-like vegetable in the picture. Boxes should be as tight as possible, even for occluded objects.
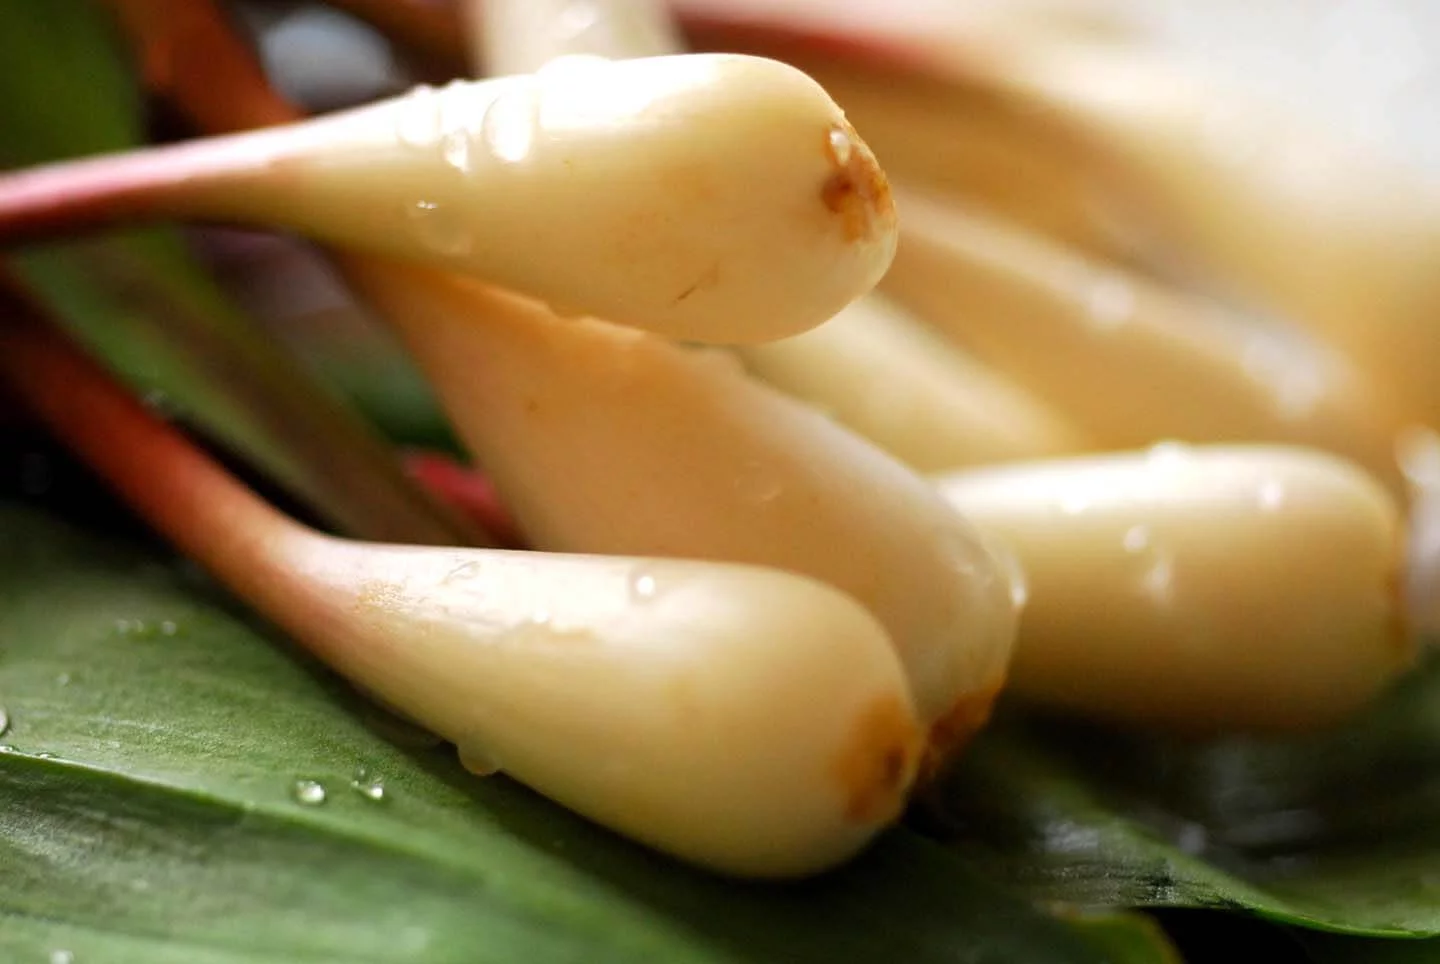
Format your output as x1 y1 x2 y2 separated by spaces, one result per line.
937 445 1413 730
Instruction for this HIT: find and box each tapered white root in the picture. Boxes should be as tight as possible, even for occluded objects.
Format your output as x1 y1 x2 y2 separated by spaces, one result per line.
344 259 1019 755
287 539 924 878
883 194 1411 492
185 53 896 343
738 294 1087 472
937 445 1413 731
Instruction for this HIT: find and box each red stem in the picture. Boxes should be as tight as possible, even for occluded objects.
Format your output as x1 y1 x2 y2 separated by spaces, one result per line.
0 298 310 608
0 134 262 247
96 0 303 134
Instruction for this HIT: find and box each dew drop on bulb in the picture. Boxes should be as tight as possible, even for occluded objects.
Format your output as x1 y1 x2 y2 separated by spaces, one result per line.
986 539 1030 612
827 124 854 166
434 79 479 177
292 779 327 805
628 569 658 603
396 83 442 149
441 128 471 176
406 200 472 258
481 85 539 164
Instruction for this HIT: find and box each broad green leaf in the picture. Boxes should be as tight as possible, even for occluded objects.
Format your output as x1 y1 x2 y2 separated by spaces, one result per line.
930 659 1440 937
0 502 1164 963
0 0 466 545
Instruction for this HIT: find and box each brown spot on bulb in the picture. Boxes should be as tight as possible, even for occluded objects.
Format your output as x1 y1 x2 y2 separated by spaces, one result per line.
821 121 895 244
921 676 1005 781
832 693 921 824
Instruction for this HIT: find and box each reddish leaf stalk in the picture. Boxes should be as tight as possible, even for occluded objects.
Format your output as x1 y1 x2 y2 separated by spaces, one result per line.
97 0 302 132
97 0 524 546
0 292 301 614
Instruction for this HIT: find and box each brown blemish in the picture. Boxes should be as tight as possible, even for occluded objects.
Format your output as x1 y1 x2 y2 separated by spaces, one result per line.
832 694 923 824
821 120 895 244
354 580 405 617
673 263 721 305
921 676 1006 782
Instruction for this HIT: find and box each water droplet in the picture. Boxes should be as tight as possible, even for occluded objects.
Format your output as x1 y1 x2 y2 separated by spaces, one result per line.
54 673 70 687
441 128 471 175
987 541 1030 612
396 83 441 149
530 609 553 627
1060 493 1090 516
0 744 15 754
406 200 472 258
1122 525 1152 553
827 124 854 166
50 950 75 964
292 779 327 805
350 767 387 802
1084 275 1135 328
1258 480 1287 511
481 86 538 164
0 706 9 739
628 569 658 603
35 752 56 760
460 745 501 777
159 620 178 637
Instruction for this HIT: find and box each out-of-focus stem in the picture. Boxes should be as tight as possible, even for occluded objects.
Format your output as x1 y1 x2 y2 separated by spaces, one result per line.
97 0 300 132
0 286 301 607
478 0 680 74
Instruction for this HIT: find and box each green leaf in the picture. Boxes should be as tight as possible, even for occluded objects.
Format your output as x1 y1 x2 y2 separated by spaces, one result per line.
0 0 466 544
929 660 1440 937
0 502 1161 963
